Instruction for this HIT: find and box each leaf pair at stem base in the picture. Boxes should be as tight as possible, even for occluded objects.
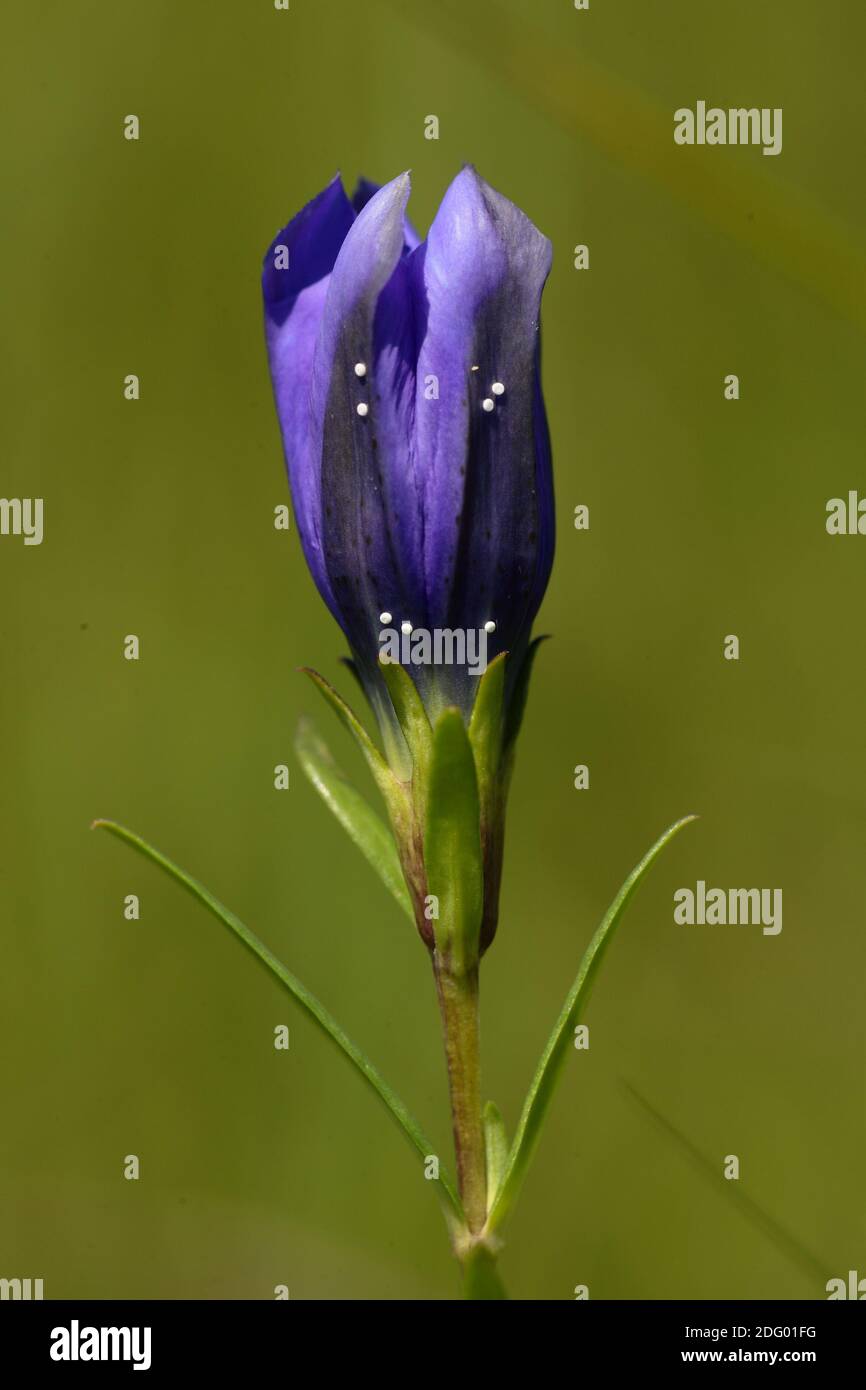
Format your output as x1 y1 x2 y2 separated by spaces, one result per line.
92 809 697 1296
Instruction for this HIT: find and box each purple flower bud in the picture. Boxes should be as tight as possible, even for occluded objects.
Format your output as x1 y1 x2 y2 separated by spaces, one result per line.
263 167 554 729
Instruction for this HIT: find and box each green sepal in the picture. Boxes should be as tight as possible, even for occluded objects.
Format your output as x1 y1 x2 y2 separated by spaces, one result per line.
378 657 433 781
294 717 413 920
483 1100 509 1212
503 635 549 765
468 651 506 792
300 666 393 799
423 708 484 974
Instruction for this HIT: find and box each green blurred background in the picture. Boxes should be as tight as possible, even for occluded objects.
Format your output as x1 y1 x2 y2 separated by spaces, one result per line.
2 0 864 1300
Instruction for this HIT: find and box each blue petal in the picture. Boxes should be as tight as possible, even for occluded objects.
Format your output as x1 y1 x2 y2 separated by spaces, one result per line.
312 174 425 687
351 176 422 252
263 175 355 327
263 176 355 616
415 167 554 669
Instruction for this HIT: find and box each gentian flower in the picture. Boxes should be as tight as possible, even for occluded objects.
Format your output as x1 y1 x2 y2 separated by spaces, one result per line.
263 167 553 716
92 167 694 1287
263 168 553 976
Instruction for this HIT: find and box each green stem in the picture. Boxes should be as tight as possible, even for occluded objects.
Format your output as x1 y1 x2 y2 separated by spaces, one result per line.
462 1243 507 1300
433 954 487 1235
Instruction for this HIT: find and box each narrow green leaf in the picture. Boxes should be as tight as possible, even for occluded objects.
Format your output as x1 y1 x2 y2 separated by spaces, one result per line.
91 818 463 1225
424 709 484 974
483 1101 508 1212
462 1244 508 1300
468 651 506 789
300 666 392 797
295 717 413 920
488 814 698 1232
